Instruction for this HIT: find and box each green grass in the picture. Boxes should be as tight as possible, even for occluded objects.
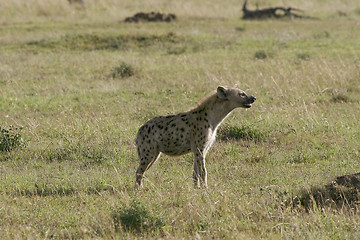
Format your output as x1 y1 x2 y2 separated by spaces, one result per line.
1 0 360 239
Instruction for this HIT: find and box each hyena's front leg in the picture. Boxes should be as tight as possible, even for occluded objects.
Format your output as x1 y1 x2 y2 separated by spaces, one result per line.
192 148 207 188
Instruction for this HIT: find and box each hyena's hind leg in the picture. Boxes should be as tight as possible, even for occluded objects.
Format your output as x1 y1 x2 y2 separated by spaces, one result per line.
135 146 161 187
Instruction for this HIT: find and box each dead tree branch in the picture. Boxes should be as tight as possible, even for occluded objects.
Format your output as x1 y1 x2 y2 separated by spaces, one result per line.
242 0 314 20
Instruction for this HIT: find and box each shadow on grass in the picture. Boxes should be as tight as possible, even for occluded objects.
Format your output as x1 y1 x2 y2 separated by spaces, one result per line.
43 144 112 166
111 199 165 234
11 183 115 197
26 32 180 51
293 172 360 211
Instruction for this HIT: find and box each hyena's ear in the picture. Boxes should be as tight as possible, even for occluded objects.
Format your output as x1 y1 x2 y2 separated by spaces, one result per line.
217 86 228 99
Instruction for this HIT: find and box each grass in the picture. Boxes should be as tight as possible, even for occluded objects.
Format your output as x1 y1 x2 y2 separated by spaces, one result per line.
1 0 360 239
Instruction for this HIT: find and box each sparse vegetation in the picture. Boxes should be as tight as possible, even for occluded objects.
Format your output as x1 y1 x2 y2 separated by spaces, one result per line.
0 0 360 239
0 126 24 152
296 52 311 60
254 50 267 59
112 62 135 78
331 93 352 103
313 30 331 39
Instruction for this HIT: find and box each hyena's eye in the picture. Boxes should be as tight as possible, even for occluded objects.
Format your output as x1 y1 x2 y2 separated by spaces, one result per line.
239 92 246 97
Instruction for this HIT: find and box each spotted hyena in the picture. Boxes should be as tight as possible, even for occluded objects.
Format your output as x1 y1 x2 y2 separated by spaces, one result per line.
135 86 256 188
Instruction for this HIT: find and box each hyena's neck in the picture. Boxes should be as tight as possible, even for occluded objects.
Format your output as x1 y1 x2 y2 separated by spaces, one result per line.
196 95 234 130
208 99 234 130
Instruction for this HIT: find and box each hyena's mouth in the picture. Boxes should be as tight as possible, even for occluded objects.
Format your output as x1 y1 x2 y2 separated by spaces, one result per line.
243 103 252 108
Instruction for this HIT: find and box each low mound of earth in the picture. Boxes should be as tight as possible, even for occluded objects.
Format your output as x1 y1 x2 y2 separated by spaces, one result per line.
125 12 176 23
294 172 360 210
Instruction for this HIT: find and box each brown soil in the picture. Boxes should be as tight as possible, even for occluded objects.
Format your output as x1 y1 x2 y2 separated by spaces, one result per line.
293 172 360 210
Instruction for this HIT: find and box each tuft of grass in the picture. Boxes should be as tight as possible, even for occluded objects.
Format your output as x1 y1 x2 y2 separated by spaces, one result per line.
296 52 311 60
331 93 351 103
112 62 135 78
167 46 187 55
313 30 331 39
254 50 267 59
235 26 246 32
112 199 166 234
0 126 24 152
218 124 267 142
290 148 313 164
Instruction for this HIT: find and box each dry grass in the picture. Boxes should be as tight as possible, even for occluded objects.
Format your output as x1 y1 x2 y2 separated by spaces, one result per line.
0 0 360 239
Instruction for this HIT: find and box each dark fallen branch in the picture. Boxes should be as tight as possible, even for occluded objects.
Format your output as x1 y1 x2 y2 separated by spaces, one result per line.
124 12 176 23
242 0 314 20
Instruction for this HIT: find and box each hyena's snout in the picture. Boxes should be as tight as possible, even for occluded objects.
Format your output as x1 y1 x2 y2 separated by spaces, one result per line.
249 96 256 103
243 95 256 108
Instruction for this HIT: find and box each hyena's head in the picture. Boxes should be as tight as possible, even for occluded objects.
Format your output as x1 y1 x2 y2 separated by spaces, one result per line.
216 86 256 108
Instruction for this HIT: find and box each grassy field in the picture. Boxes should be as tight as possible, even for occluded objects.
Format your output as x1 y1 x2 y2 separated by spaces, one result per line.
1 0 360 239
